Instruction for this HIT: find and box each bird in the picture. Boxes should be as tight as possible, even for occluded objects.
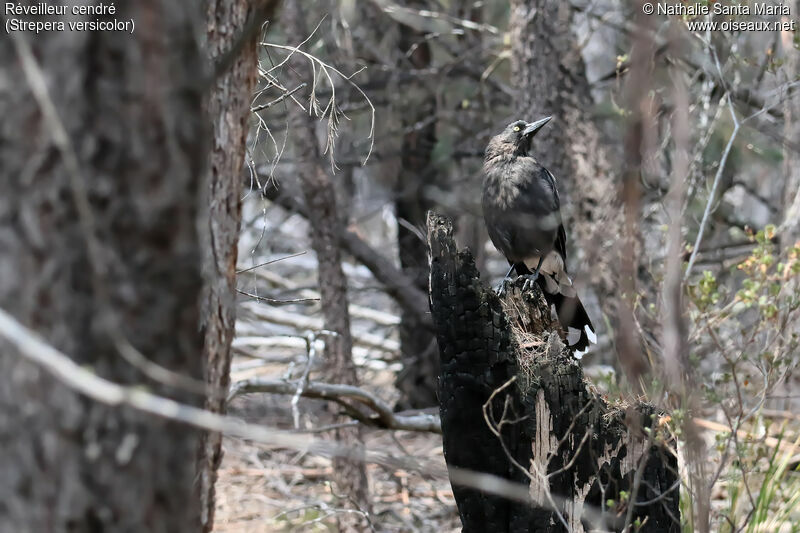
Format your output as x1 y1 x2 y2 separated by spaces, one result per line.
482 117 596 352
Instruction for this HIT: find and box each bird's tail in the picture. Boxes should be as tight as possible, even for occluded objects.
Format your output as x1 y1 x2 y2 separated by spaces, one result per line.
538 286 595 352
512 261 595 352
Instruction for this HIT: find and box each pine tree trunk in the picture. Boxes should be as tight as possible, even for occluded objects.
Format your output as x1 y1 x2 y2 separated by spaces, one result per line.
291 118 372 530
0 2 206 530
393 16 440 409
198 2 281 530
283 3 371 529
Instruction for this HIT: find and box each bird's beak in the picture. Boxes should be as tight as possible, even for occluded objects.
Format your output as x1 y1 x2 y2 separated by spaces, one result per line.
522 116 552 137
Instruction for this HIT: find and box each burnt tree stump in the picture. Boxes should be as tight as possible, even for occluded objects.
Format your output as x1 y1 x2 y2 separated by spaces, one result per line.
427 213 679 533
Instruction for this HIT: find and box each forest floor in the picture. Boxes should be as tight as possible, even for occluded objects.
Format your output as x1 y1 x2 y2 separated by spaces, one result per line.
213 355 461 533
210 350 800 533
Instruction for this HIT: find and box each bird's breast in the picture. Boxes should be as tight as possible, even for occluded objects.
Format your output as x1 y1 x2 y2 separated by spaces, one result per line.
482 175 522 211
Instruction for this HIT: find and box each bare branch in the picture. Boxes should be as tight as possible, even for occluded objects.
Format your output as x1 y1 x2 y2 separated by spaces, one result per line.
684 96 739 280
236 288 319 305
0 306 444 469
251 83 308 112
259 21 376 166
229 378 442 433
236 251 308 274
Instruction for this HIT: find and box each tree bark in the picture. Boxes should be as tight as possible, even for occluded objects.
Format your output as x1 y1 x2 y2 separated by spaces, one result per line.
198 1 281 531
393 15 440 410
0 2 206 531
283 4 371 529
428 213 679 533
291 117 372 531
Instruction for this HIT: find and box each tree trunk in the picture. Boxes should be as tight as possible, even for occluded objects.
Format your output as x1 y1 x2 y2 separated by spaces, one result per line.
284 4 371 529
393 16 440 410
509 0 609 198
198 1 280 531
428 213 679 533
291 117 372 531
0 2 206 531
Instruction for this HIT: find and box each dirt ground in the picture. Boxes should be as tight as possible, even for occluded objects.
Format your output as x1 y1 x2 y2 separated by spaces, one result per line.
213 356 461 533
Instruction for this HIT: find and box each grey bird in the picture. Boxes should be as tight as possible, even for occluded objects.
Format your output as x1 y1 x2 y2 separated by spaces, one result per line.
482 118 595 352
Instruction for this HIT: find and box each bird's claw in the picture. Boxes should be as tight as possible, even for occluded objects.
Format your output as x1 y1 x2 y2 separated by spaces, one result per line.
522 273 539 292
496 278 510 296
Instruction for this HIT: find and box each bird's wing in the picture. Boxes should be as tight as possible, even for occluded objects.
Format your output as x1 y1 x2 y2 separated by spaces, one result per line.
509 161 561 230
555 223 568 270
541 167 560 210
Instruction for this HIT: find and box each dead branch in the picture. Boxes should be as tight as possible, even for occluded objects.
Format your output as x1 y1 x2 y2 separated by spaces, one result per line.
230 335 389 367
229 378 441 433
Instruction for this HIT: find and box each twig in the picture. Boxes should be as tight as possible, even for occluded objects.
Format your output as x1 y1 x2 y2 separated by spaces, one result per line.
240 267 401 326
685 45 794 280
252 83 308 112
481 378 571 531
236 288 318 305
259 17 376 165
238 302 401 353
683 93 739 281
0 306 307 448
230 336 383 367
236 251 307 273
291 330 336 428
115 336 210 396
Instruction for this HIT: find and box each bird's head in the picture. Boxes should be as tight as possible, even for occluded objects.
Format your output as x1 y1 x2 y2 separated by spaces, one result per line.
486 117 552 159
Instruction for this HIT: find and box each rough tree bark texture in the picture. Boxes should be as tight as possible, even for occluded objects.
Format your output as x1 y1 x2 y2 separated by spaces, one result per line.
291 114 372 530
0 2 206 531
284 4 371 529
509 0 610 197
198 1 280 530
428 213 679 532
393 15 440 409
509 0 652 381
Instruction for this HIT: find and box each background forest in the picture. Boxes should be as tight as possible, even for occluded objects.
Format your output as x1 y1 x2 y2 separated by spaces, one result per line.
2 0 800 532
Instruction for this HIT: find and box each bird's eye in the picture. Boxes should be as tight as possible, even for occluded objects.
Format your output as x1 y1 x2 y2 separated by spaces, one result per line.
513 126 520 132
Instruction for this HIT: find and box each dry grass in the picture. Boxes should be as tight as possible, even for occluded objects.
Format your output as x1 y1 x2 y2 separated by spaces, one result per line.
213 432 460 532
213 357 461 533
